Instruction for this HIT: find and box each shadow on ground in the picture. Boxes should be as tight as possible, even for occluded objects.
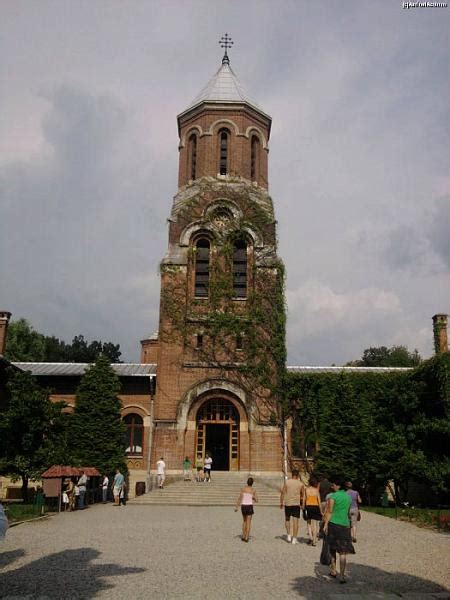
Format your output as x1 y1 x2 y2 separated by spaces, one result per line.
0 548 26 569
290 562 450 597
0 547 145 599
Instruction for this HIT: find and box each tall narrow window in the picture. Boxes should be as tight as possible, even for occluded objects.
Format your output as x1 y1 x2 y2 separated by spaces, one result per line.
219 128 229 175
233 239 247 298
189 133 197 180
250 135 260 181
195 239 210 297
124 414 144 455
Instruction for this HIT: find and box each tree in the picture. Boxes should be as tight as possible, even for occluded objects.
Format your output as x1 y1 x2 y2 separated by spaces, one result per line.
347 345 421 368
0 368 69 500
4 319 122 363
64 335 121 363
4 319 46 362
69 355 126 475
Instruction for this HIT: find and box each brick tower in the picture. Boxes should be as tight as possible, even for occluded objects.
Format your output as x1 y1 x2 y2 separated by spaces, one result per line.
143 40 285 474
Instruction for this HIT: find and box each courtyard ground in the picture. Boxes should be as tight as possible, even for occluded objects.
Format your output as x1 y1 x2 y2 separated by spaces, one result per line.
0 504 449 599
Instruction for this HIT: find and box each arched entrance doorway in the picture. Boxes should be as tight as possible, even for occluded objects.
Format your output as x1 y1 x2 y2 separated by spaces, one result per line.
195 398 239 471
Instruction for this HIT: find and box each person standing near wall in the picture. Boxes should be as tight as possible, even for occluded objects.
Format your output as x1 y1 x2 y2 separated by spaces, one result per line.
101 474 109 503
113 469 124 506
204 453 212 483
77 470 88 509
156 457 166 489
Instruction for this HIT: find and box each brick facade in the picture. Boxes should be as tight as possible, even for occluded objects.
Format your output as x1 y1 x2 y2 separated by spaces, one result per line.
145 59 284 475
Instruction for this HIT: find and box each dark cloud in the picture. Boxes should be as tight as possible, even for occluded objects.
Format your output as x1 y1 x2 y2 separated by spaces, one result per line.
428 197 450 270
1 2 449 363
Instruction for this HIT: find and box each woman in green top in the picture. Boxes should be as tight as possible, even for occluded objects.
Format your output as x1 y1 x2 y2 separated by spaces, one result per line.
323 475 355 583
183 457 192 481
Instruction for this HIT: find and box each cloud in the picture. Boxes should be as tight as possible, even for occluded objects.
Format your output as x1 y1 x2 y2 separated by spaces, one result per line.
286 281 402 364
428 197 450 270
0 84 164 360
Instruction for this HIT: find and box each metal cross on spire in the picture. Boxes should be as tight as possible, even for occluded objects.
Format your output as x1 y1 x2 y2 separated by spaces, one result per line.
219 33 234 65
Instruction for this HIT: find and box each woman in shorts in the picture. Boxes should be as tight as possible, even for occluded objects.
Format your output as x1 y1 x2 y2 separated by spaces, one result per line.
304 476 322 546
235 477 258 542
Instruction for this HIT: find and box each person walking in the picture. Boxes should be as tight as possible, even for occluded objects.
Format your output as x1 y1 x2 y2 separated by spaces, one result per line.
156 457 166 489
101 474 109 503
304 476 322 546
77 470 88 509
323 475 355 583
235 477 258 542
204 453 212 483
0 502 8 541
280 469 304 544
345 481 362 542
119 479 127 506
183 457 192 481
113 469 125 506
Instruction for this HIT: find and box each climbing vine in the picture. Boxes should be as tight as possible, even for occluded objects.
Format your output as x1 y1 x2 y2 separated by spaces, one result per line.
159 177 287 430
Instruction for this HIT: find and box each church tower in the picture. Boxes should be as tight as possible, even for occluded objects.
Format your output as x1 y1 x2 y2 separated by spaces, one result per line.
143 37 285 474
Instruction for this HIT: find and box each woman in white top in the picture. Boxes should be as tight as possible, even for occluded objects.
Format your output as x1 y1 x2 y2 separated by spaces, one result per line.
235 477 258 542
204 453 213 482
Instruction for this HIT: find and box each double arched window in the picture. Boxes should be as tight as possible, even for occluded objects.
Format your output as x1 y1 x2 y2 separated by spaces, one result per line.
189 133 197 180
250 135 260 181
124 413 143 455
218 128 230 175
194 238 210 297
233 239 248 298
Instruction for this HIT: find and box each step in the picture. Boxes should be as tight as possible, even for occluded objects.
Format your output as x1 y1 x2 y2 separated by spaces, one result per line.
130 475 282 506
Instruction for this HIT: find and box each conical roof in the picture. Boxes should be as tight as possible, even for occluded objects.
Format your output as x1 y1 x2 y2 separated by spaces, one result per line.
179 58 269 119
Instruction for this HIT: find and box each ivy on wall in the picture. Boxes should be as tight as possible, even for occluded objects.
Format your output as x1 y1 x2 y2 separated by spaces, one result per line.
286 352 450 503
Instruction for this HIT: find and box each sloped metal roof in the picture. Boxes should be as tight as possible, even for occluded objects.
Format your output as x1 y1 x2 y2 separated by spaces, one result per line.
286 366 411 373
12 362 157 377
180 62 269 118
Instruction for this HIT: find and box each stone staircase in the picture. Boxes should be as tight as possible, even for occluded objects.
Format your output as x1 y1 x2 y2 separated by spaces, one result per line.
130 471 283 506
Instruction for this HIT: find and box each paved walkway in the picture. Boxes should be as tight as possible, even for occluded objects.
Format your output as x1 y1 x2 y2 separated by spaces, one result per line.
0 504 449 599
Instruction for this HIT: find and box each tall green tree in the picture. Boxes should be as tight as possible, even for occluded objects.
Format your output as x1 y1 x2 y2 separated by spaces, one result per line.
347 345 421 367
0 369 69 500
4 319 122 363
4 319 46 362
69 355 126 475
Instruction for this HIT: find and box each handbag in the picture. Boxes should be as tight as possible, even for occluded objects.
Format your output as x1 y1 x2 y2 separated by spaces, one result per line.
302 508 308 521
357 510 361 521
320 535 331 565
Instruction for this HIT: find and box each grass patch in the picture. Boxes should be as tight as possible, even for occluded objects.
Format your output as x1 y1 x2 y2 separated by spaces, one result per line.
362 506 450 531
4 503 46 523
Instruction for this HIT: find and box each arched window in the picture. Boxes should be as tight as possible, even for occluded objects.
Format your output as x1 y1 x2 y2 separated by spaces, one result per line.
189 133 197 180
250 135 260 181
233 239 247 298
124 413 143 455
218 128 230 175
195 238 210 297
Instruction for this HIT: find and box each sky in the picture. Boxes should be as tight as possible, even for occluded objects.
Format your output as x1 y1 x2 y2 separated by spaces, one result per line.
1 0 449 365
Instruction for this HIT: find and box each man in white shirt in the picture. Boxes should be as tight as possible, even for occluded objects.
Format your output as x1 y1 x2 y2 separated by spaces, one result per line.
156 457 166 489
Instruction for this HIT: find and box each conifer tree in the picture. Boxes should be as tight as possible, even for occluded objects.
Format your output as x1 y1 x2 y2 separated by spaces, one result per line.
70 355 127 475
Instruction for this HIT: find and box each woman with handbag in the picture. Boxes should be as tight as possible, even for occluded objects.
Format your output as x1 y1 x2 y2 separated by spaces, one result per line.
323 476 355 583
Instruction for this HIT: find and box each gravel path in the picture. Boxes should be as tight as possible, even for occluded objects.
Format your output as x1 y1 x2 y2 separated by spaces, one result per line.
0 504 449 599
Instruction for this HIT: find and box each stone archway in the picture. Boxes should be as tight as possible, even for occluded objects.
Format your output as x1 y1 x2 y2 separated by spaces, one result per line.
183 387 250 472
